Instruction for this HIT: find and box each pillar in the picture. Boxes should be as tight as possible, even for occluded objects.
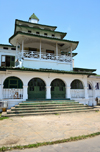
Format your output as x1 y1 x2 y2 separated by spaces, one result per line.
56 43 58 60
16 42 18 61
0 84 3 100
84 86 88 99
22 40 24 57
46 85 51 99
70 45 73 70
66 85 71 99
23 85 28 100
40 39 41 59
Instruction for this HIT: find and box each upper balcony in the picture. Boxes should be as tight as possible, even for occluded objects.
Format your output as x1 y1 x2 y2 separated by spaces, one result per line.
9 32 78 71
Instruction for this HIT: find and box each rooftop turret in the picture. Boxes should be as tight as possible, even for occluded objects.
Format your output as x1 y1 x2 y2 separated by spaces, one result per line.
28 13 39 23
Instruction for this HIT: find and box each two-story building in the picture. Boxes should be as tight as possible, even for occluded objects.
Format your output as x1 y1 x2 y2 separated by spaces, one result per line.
0 13 100 109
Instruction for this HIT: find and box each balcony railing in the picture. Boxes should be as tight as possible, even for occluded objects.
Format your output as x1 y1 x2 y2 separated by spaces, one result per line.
71 89 85 98
3 89 23 99
17 51 72 63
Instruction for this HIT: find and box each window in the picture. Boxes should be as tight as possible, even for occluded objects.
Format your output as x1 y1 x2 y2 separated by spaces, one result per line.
36 32 40 34
3 77 23 89
44 33 47 36
52 34 55 37
11 48 16 50
1 55 15 67
3 47 8 50
71 79 84 89
28 30 31 33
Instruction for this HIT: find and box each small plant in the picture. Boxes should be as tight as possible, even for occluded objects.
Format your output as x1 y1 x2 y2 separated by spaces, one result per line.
0 114 9 120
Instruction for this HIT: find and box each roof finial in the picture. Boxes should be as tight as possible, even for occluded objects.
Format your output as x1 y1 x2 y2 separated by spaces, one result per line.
29 13 39 23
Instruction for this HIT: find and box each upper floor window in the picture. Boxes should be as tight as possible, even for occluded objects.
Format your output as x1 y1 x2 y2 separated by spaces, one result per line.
11 48 16 50
36 32 40 34
28 30 31 33
1 55 15 67
44 33 47 36
52 34 55 37
3 47 8 50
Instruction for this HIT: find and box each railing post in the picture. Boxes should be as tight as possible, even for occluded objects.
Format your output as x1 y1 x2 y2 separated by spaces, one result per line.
22 40 24 58
40 39 41 59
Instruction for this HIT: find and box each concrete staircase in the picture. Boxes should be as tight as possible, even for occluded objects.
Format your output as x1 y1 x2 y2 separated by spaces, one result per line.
2 100 96 117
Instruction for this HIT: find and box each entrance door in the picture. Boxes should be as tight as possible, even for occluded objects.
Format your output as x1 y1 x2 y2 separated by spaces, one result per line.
28 78 46 99
51 79 65 99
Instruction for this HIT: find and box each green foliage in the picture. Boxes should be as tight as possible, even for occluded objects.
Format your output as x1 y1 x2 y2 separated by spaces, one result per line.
0 132 100 151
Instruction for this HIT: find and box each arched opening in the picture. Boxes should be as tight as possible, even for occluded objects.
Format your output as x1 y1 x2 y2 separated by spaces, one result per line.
3 76 23 99
28 78 46 99
3 76 23 89
88 82 93 97
70 79 84 98
51 79 65 99
71 79 83 89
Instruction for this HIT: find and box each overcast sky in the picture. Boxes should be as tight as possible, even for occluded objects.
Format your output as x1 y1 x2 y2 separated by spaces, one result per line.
0 0 100 74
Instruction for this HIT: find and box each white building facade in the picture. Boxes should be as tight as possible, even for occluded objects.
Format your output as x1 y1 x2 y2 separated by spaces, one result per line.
0 13 100 109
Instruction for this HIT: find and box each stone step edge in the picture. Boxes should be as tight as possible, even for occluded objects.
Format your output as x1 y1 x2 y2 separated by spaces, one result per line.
2 109 97 117
7 107 94 114
12 105 89 110
18 103 82 106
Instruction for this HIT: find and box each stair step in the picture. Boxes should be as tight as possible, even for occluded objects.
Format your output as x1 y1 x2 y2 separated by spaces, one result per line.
2 109 97 117
12 105 88 110
7 107 93 114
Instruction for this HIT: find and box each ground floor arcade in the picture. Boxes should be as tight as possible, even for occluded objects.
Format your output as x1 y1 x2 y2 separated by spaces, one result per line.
0 70 100 108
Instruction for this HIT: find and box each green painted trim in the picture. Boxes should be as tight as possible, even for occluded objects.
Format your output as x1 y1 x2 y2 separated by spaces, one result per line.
0 44 15 48
15 19 57 30
9 32 79 48
0 67 96 75
15 24 67 39
74 67 96 72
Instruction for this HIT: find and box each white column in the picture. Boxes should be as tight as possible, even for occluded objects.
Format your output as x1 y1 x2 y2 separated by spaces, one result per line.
56 43 58 60
16 42 18 61
70 45 73 70
23 85 28 100
22 40 24 57
93 82 96 98
40 39 41 59
84 86 88 99
0 84 3 100
46 85 51 99
66 85 71 99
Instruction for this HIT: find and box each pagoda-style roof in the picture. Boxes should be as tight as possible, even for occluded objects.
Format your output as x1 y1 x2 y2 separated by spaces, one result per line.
9 31 79 51
15 19 57 32
15 24 67 39
29 13 39 21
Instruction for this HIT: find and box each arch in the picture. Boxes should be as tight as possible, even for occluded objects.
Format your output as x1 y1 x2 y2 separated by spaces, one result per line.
71 79 84 89
87 82 93 90
50 78 66 99
3 76 23 89
28 77 46 99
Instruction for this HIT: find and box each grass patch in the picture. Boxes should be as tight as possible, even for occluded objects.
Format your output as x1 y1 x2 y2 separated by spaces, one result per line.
0 113 9 120
0 132 100 151
55 113 60 115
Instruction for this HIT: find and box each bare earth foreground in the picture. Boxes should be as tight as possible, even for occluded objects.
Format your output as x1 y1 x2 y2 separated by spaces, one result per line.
0 111 100 148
